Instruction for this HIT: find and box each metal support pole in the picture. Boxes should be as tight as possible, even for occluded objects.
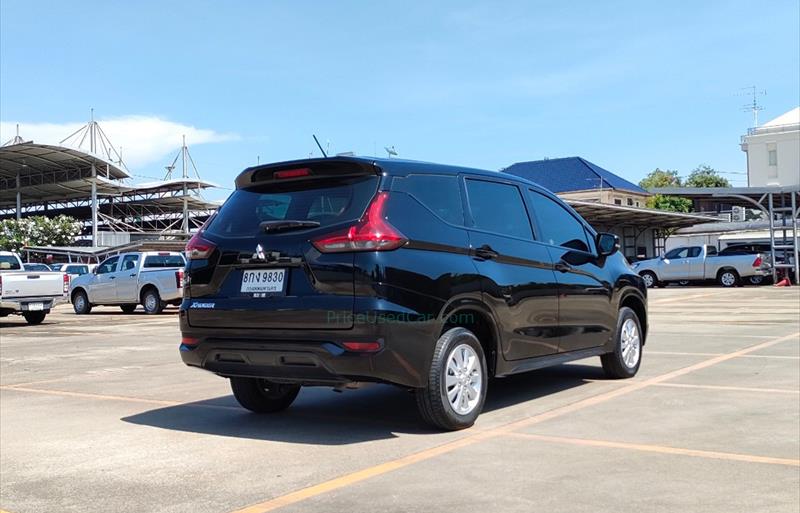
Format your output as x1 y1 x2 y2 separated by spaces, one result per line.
793 193 799 284
91 163 98 248
16 172 21 220
768 193 777 282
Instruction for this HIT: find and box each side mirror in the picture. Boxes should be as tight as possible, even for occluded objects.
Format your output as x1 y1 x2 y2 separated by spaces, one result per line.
596 233 619 257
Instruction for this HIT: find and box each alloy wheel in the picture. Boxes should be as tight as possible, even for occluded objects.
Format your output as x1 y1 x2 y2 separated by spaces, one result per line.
445 343 483 415
620 318 641 369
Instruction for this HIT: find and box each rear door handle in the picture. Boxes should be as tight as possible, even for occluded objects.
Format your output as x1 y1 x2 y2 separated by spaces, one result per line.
129 274 136 277
109 276 116 280
554 261 573 273
474 245 499 260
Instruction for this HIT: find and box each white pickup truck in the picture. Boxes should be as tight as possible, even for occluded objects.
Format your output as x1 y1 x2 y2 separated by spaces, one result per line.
632 244 771 288
0 251 69 324
70 251 185 314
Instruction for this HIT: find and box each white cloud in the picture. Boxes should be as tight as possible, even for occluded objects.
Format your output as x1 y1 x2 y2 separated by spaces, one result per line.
0 116 237 169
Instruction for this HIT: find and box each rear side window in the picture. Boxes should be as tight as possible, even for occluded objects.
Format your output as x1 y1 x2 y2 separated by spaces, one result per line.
143 255 185 268
68 265 90 275
527 190 590 252
466 179 531 239
392 174 464 225
687 247 702 258
0 255 22 270
207 176 379 237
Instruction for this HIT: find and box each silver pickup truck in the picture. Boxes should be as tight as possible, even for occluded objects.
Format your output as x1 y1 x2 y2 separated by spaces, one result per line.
0 251 69 324
70 251 185 314
632 244 771 288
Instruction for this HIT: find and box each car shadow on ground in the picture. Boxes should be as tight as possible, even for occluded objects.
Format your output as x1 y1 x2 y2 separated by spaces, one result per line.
121 363 607 445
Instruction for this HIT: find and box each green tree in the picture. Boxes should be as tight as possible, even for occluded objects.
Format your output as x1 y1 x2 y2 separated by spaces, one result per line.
638 168 682 190
646 194 693 213
0 215 82 252
685 165 730 188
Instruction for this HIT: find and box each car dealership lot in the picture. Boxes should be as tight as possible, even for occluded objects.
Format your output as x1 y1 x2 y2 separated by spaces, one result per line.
1 287 798 513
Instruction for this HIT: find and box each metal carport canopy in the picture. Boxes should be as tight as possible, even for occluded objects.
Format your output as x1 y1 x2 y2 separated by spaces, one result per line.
0 142 130 208
565 200 719 229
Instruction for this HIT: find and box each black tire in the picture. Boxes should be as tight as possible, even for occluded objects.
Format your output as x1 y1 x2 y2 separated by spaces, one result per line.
141 288 164 314
717 269 739 288
748 275 764 286
640 271 658 288
601 307 643 379
415 327 488 431
230 378 300 413
72 289 92 314
120 304 137 314
23 311 47 325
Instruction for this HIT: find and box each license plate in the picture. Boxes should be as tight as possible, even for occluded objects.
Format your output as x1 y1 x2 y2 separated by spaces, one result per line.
27 302 44 311
240 269 286 295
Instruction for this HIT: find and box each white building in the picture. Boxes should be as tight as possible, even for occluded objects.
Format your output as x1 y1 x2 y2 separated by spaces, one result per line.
741 107 800 187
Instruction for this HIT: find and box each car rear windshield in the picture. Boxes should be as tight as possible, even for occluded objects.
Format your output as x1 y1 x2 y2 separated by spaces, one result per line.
206 176 379 237
143 255 185 268
0 255 22 270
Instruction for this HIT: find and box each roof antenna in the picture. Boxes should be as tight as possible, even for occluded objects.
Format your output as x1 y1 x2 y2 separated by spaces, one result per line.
313 134 328 158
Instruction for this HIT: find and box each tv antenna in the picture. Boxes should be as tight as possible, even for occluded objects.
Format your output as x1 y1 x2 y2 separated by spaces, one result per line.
384 145 398 158
739 86 766 127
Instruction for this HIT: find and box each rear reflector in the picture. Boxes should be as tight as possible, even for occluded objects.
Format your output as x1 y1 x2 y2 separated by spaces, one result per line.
342 341 382 353
185 232 216 260
181 336 200 346
274 168 311 179
312 192 406 253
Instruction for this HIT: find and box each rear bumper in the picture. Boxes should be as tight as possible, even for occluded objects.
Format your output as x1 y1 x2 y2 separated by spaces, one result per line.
0 294 66 313
178 304 440 388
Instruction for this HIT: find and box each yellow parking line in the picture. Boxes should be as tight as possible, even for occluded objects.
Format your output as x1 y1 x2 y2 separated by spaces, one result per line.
0 386 240 411
651 382 800 395
647 350 800 360
227 331 799 513
650 291 730 305
504 432 800 467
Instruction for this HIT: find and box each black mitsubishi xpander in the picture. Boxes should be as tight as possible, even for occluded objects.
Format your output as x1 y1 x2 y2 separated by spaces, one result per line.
180 157 647 430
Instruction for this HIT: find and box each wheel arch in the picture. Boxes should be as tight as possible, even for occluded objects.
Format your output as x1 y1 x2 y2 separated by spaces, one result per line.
71 286 88 303
439 300 501 377
138 283 159 303
619 291 647 343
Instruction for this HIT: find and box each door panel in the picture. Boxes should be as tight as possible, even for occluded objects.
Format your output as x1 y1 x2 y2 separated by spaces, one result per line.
463 178 559 361
525 189 615 353
113 254 140 303
469 232 560 360
91 257 119 303
547 246 615 352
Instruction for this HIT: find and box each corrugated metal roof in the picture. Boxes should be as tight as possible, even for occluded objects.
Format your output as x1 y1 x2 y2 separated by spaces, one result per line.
503 157 648 195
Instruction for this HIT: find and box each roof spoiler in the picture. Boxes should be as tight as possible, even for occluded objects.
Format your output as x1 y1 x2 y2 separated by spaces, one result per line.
235 157 379 189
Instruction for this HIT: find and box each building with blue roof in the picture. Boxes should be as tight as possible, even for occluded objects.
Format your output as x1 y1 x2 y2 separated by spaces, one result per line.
503 157 650 208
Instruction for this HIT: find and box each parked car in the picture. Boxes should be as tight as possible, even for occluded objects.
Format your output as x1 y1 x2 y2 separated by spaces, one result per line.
23 263 52 272
632 244 771 288
720 243 796 284
52 263 96 281
70 252 185 314
179 157 648 430
0 251 69 324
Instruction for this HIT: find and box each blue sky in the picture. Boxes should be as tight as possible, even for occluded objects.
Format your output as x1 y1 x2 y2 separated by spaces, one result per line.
2 0 798 199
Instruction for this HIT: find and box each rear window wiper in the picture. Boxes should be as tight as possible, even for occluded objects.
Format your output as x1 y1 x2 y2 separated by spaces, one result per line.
259 220 321 233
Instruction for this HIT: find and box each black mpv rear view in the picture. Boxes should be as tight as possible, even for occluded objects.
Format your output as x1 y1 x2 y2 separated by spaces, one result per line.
180 157 647 430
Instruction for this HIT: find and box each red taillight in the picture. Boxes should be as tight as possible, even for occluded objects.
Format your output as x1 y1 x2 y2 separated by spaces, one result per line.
176 269 184 288
342 341 382 353
62 273 70 293
312 192 407 253
181 336 200 346
185 232 216 260
274 168 311 179
752 256 762 267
